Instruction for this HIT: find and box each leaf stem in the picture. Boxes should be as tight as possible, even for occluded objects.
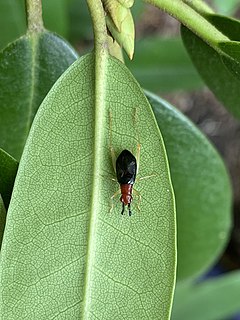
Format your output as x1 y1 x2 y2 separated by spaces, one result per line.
25 0 44 33
144 0 229 48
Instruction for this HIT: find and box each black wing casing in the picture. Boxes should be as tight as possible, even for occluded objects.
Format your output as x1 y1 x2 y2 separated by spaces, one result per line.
116 149 137 185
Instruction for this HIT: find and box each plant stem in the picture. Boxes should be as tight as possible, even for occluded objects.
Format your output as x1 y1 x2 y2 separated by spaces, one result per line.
144 0 229 48
25 0 44 33
83 1 108 317
86 0 108 122
182 0 214 15
87 0 108 58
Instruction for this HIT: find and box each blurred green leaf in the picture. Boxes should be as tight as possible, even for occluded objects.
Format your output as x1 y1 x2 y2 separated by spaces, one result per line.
0 0 26 50
0 148 18 210
146 91 232 280
68 0 93 43
131 0 145 18
0 194 6 248
213 0 239 16
181 14 240 118
0 31 78 160
0 0 74 48
172 271 240 320
42 0 69 38
127 38 203 93
0 0 143 47
0 53 176 319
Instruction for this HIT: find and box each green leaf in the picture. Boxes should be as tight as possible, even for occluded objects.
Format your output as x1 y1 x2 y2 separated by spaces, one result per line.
42 0 69 38
181 14 240 118
146 91 232 280
0 194 6 248
0 54 176 319
0 31 78 161
172 271 240 320
204 14 240 40
129 0 145 18
68 0 93 43
0 0 26 50
213 0 239 15
0 0 70 48
0 148 18 210
126 38 203 93
105 3 135 59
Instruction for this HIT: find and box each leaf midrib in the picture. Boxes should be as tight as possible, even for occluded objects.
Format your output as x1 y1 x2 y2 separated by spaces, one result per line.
23 33 40 153
80 53 108 316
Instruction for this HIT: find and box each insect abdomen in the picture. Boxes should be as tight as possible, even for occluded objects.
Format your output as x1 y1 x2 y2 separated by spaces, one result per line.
120 184 133 205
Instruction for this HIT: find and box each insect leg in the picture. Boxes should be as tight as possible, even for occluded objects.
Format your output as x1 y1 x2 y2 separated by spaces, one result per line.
110 189 121 213
110 146 117 174
109 111 117 173
137 174 156 182
135 143 141 175
132 108 141 175
133 188 142 212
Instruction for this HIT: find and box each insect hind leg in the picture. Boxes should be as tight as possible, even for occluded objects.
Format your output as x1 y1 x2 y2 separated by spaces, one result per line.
132 108 141 175
135 143 141 175
110 189 121 213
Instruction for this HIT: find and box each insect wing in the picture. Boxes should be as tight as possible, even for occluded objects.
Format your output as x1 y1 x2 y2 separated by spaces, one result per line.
116 149 137 184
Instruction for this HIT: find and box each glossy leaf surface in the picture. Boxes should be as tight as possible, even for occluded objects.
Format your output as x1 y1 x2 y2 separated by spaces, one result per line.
0 31 78 160
0 148 18 210
172 271 240 320
146 91 232 280
126 38 203 92
0 54 176 319
181 14 240 118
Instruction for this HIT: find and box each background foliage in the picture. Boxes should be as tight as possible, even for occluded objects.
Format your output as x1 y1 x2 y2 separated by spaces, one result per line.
0 0 239 319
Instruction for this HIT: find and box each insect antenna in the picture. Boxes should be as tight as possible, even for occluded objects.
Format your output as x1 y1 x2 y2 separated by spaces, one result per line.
121 202 125 215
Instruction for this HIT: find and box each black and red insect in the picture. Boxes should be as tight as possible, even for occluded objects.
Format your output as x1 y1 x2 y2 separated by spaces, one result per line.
109 111 143 216
116 149 137 216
